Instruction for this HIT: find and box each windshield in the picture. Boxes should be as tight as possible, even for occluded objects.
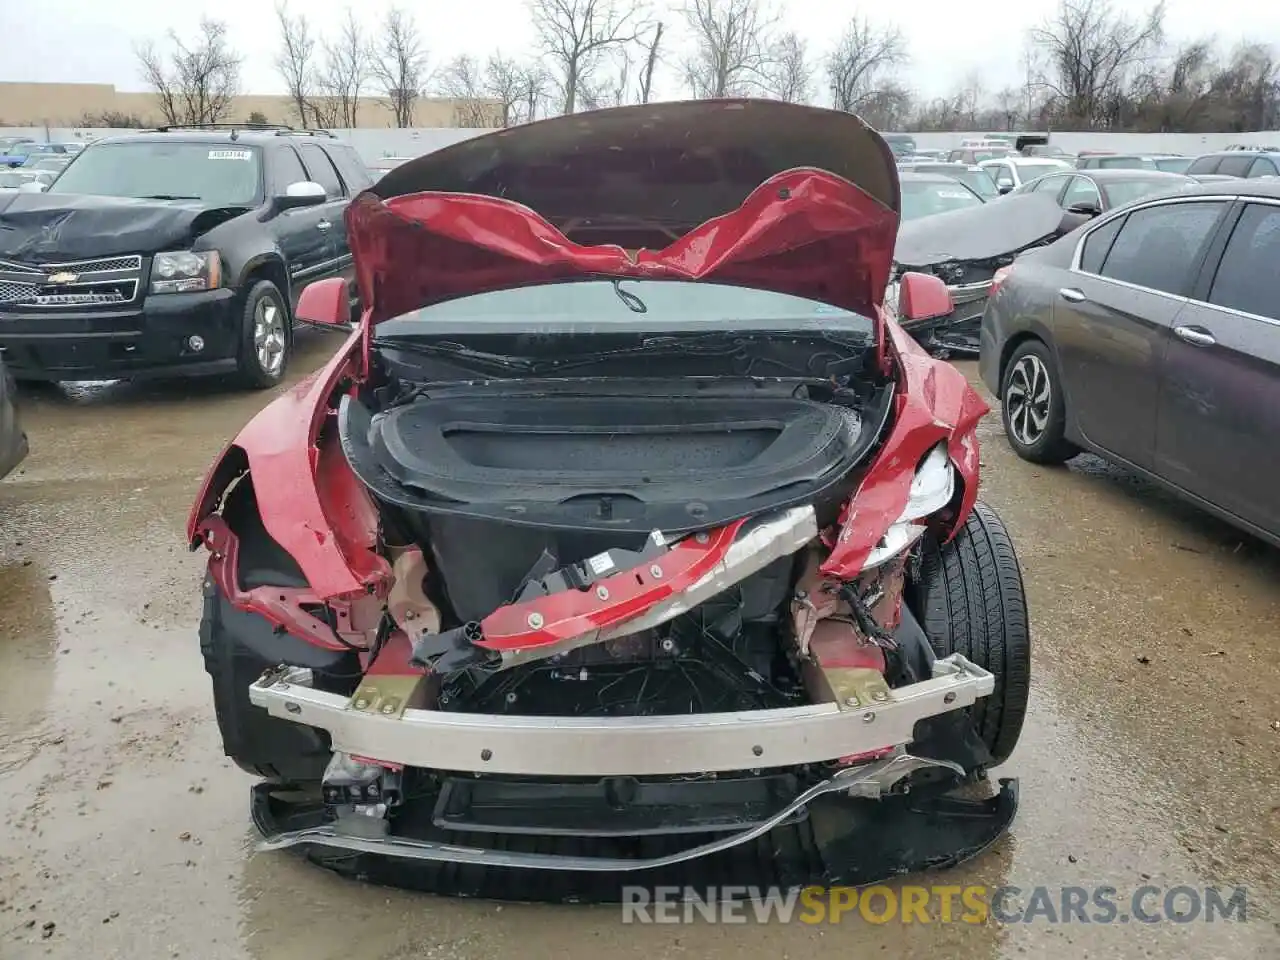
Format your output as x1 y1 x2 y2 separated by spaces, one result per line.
381 279 873 337
0 170 31 188
49 141 263 204
1102 177 1192 207
899 180 985 220
1153 156 1191 173
1094 156 1157 170
1016 161 1071 180
882 135 917 157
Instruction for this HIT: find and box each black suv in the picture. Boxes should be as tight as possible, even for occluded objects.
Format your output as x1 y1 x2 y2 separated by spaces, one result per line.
0 125 371 388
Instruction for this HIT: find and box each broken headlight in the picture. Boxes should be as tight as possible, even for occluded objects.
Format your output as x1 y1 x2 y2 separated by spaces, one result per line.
862 443 956 570
933 262 968 285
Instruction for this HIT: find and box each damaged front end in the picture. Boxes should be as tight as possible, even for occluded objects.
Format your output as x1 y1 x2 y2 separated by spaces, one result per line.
189 100 1024 899
890 192 1070 355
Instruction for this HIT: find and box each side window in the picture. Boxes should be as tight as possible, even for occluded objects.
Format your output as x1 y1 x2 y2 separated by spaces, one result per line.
1062 176 1102 209
297 143 344 199
271 146 308 194
1247 157 1278 178
1186 155 1221 175
1078 216 1125 274
1031 174 1066 198
1096 201 1226 296
1216 155 1254 178
1207 203 1280 320
326 144 373 193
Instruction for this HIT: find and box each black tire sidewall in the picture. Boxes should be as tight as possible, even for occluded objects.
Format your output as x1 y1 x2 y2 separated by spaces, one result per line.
1000 339 1073 463
236 281 290 389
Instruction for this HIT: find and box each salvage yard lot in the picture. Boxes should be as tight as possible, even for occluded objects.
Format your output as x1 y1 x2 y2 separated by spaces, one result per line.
1 336 1277 959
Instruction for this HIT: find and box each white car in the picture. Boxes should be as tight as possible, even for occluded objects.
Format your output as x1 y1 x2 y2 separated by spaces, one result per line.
979 157 1074 194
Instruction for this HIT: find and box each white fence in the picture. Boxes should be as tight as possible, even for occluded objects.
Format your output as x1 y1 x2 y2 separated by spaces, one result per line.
4 125 1280 164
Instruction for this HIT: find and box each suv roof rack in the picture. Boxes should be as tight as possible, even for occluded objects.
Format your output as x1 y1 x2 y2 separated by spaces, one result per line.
148 122 337 139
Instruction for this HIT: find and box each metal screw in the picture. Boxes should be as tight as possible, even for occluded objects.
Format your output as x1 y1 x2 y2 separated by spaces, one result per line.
527 612 544 629
694 532 709 544
862 712 876 723
660 637 676 653
752 745 763 757
354 698 369 709
872 691 889 702
596 585 610 600
380 703 396 715
649 565 663 579
285 703 301 715
480 749 493 761
404 609 417 620
505 691 518 704
943 692 956 704
845 696 860 707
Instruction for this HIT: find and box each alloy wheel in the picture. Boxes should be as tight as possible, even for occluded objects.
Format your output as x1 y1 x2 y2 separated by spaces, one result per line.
253 298 286 376
1005 354 1052 447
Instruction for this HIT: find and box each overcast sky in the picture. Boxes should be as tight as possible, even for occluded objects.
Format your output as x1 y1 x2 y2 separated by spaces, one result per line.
1 0 1275 102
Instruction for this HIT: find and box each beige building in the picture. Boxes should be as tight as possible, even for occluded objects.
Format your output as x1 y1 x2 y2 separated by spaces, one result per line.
0 81 500 128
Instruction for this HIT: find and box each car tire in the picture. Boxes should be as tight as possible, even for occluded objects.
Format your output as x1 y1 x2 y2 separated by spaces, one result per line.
910 500 1030 768
1000 339 1077 464
235 280 291 390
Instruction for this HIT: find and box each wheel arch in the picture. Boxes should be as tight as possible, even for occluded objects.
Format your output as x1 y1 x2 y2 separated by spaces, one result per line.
239 253 292 311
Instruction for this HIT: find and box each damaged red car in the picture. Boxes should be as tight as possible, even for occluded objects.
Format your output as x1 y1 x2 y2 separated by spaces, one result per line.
188 100 1030 898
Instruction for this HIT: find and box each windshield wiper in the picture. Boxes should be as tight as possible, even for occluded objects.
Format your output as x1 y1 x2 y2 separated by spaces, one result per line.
141 194 200 200
370 337 535 373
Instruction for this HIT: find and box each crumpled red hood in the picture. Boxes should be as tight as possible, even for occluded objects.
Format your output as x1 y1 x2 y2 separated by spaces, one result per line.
347 167 898 332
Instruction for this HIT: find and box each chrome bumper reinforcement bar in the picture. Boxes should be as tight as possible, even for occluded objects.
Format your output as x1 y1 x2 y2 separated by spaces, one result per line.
255 753 965 869
249 654 994 777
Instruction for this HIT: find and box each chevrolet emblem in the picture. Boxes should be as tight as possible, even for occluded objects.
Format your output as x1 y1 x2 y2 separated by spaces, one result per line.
46 271 78 284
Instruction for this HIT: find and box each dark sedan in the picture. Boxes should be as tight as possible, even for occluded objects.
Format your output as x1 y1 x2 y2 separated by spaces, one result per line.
980 179 1280 547
1013 168 1196 222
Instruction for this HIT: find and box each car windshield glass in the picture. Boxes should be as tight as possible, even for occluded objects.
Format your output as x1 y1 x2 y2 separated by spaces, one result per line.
382 279 873 337
0 170 30 188
1096 156 1156 170
1016 161 1070 179
1154 157 1191 173
48 141 262 205
1103 178 1190 207
899 180 984 220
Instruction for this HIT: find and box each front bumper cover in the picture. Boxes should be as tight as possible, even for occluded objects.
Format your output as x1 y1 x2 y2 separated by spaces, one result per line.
249 653 995 777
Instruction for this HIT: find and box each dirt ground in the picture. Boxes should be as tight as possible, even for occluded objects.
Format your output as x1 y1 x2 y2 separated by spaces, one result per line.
2 333 1277 959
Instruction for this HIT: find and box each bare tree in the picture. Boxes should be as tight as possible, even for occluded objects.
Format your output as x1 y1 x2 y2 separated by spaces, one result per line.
681 0 776 98
1030 0 1165 127
529 0 645 114
825 16 907 115
136 18 243 126
371 7 427 127
517 63 555 121
315 8 371 128
437 55 497 126
762 31 812 102
480 55 534 126
638 22 664 103
274 3 317 126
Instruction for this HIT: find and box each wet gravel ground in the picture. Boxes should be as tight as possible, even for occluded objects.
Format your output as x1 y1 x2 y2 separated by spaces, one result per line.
1 334 1277 959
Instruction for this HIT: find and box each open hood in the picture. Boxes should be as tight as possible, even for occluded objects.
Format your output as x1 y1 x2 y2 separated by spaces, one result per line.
349 99 900 333
893 193 1067 267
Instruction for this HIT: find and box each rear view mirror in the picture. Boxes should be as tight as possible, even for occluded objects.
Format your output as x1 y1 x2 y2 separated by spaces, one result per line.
897 272 954 323
275 180 326 210
295 276 354 328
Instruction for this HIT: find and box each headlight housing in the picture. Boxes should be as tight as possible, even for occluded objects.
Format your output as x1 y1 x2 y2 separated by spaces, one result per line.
862 443 956 570
150 250 221 295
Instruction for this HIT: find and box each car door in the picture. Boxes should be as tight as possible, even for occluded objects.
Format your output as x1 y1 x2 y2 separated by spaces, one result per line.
1154 200 1280 535
296 141 350 283
268 144 332 304
1053 198 1231 468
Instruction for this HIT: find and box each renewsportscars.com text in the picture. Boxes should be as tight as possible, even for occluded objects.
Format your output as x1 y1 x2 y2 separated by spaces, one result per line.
620 885 1250 925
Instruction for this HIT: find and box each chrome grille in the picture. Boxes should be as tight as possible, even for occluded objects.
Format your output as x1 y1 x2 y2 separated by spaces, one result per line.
0 254 143 308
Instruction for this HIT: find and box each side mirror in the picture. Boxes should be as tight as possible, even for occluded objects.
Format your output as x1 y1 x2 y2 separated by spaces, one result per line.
295 276 353 328
1067 201 1102 217
897 272 955 323
275 180 326 210
997 180 1015 194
